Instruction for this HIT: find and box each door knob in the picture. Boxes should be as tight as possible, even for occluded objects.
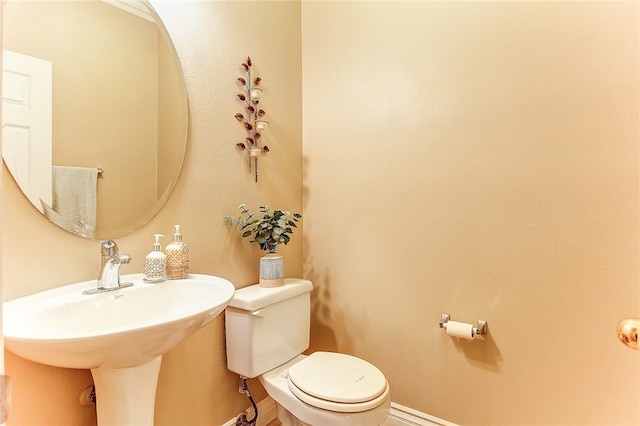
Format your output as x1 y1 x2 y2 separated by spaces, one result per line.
617 318 639 350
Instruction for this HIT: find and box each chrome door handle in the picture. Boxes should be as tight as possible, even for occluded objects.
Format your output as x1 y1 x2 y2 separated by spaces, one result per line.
617 318 639 350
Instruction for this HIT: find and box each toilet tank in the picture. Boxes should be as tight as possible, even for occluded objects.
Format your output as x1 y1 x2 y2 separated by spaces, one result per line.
225 278 313 378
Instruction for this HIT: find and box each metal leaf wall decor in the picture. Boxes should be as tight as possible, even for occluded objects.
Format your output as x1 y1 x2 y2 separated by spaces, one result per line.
234 56 269 182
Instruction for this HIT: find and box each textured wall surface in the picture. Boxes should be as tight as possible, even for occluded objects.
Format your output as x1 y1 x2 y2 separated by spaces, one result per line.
302 2 639 425
2 1 639 425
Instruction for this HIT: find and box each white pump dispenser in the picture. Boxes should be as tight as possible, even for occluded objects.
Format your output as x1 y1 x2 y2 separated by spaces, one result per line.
143 234 167 282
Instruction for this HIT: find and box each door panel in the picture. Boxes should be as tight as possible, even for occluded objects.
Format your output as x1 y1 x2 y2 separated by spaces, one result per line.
2 49 52 212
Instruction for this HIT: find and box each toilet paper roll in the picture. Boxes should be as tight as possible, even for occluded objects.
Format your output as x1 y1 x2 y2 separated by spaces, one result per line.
445 321 475 340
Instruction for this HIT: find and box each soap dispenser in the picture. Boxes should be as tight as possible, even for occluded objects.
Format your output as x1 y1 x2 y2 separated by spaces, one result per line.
166 224 189 279
144 234 167 282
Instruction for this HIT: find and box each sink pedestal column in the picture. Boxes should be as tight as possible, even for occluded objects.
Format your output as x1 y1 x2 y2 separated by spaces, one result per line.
91 356 162 426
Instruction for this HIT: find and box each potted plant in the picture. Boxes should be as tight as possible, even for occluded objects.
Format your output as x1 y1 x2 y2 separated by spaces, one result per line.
226 204 302 287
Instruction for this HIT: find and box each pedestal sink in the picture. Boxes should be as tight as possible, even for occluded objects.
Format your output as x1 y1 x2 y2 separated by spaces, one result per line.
2 273 235 426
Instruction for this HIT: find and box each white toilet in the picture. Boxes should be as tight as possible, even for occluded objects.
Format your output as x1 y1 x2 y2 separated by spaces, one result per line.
225 278 391 426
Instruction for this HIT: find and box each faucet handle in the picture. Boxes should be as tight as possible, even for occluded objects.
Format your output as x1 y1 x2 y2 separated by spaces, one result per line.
99 240 119 256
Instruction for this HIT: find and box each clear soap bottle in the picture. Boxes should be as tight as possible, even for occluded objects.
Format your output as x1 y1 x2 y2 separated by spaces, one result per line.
166 224 189 279
144 234 167 282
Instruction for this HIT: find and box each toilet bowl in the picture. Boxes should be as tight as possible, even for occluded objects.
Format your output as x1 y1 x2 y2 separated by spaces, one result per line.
225 279 391 426
260 355 390 426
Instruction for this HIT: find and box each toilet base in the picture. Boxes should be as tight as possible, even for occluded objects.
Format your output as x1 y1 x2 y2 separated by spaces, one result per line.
276 402 305 426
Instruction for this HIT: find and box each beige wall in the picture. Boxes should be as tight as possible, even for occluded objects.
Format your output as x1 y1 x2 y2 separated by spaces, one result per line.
2 1 639 426
302 2 639 425
2 1 302 425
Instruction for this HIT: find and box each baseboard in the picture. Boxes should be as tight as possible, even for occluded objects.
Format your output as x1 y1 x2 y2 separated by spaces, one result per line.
223 398 457 426
389 402 459 426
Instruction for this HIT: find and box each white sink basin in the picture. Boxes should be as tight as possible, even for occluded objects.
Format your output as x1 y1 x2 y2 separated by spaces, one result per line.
3 273 235 369
3 273 235 425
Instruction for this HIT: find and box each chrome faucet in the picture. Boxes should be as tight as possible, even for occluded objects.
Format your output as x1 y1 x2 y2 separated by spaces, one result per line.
83 240 134 295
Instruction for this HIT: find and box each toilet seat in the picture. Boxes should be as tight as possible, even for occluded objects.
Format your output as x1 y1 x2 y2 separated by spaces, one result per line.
287 352 389 413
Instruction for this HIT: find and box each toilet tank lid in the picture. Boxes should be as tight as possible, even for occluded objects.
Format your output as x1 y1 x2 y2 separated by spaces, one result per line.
229 278 313 311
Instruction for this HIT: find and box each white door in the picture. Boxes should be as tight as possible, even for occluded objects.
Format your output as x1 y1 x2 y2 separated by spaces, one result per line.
2 49 53 212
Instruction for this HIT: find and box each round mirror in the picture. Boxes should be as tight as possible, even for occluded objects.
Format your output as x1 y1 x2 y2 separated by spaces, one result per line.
2 0 188 239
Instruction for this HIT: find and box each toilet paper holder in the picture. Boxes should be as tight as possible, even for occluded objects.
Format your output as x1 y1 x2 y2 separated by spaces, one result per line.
439 313 487 336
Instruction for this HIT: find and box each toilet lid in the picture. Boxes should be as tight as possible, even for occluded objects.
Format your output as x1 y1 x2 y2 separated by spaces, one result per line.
287 352 388 412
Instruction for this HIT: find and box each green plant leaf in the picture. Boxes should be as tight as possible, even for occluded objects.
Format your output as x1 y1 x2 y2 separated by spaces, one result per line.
226 204 302 252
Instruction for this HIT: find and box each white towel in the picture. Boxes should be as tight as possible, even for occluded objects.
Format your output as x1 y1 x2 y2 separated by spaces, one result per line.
52 166 98 238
